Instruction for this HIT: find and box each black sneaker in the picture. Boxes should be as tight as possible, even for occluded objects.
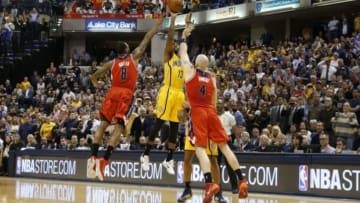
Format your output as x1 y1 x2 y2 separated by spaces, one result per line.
214 192 227 203
231 187 239 194
177 188 192 202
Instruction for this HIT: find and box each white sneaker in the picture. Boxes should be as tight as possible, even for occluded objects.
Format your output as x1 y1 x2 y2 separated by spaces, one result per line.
87 156 96 178
162 159 175 175
140 154 150 171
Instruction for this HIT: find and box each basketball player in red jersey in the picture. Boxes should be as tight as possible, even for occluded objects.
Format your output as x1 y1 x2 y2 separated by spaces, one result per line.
87 16 164 181
178 23 248 202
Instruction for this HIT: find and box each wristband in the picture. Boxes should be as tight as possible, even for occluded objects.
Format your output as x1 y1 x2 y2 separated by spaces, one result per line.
180 38 187 43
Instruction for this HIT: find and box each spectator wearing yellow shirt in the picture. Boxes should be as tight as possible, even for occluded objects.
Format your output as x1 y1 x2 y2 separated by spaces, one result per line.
71 95 82 109
354 12 360 32
262 77 275 96
20 77 31 90
240 51 252 72
40 117 56 142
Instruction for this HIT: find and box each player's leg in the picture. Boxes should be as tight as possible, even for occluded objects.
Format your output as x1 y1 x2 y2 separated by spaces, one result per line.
88 120 110 174
209 155 226 203
141 86 168 170
195 146 220 203
207 140 227 203
162 121 179 175
208 109 248 198
140 118 165 171
218 142 248 198
177 149 195 202
218 148 238 194
97 121 125 181
191 108 220 203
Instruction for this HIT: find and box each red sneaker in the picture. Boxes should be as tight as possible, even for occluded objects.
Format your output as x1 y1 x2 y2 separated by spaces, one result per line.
203 183 220 203
96 158 109 181
238 179 248 198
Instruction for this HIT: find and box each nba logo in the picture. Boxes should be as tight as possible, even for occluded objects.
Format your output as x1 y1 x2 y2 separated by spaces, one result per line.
16 157 22 175
177 161 184 184
298 165 308 191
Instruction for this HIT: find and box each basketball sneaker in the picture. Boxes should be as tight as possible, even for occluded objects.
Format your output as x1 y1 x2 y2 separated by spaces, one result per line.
177 188 192 202
203 183 220 203
162 159 175 175
140 154 150 171
214 192 227 203
238 179 248 198
87 156 96 179
96 158 109 181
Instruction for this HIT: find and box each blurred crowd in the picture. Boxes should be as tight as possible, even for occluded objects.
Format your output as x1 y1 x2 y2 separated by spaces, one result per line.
1 12 360 176
0 1 51 56
64 0 247 16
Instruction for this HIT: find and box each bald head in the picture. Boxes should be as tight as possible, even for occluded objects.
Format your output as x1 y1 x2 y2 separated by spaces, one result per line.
195 54 209 70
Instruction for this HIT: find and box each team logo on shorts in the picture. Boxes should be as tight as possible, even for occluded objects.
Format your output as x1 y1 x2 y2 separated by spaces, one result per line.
176 161 184 184
298 165 308 191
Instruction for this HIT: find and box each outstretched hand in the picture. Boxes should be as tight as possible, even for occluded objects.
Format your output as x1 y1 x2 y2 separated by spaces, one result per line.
185 12 192 27
182 24 194 38
169 11 178 18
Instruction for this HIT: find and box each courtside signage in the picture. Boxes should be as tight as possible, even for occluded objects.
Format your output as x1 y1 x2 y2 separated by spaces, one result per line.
85 19 137 32
298 165 360 193
10 151 360 199
255 0 300 14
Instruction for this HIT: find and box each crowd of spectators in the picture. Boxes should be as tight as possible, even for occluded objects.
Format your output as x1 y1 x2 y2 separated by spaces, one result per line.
1 12 360 176
64 0 248 16
0 0 51 56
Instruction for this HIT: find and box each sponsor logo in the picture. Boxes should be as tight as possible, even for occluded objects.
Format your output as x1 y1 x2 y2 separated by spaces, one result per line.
20 158 77 175
187 163 278 187
309 168 360 191
91 161 163 180
177 161 184 184
299 165 308 191
85 19 137 32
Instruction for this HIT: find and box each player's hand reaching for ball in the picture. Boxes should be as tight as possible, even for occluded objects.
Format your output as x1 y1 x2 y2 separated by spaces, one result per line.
182 25 194 39
169 11 177 17
185 12 192 27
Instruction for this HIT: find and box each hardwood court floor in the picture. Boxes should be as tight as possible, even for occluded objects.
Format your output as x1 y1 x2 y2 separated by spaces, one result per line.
0 177 358 203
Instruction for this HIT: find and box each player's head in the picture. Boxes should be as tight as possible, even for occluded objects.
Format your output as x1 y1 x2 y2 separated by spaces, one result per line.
116 41 130 55
195 54 209 70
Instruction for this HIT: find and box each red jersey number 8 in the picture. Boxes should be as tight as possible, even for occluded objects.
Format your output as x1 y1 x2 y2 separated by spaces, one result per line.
121 67 127 80
200 85 206 96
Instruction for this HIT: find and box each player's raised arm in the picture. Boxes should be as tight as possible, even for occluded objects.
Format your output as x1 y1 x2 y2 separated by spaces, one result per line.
179 23 195 81
211 74 218 108
164 12 177 62
132 15 164 63
89 60 113 88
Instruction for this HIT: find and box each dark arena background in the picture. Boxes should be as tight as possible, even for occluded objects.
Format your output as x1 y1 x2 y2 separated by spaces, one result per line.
0 0 360 202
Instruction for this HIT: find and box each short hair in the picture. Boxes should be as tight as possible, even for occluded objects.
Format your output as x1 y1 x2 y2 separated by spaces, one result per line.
336 137 346 145
116 41 129 54
319 133 329 139
195 54 209 68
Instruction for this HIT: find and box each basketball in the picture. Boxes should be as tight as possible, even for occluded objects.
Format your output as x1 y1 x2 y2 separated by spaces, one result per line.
168 0 183 13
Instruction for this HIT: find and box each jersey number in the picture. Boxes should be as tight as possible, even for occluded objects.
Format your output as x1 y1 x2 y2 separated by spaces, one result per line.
200 85 206 96
120 67 127 80
178 70 183 79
